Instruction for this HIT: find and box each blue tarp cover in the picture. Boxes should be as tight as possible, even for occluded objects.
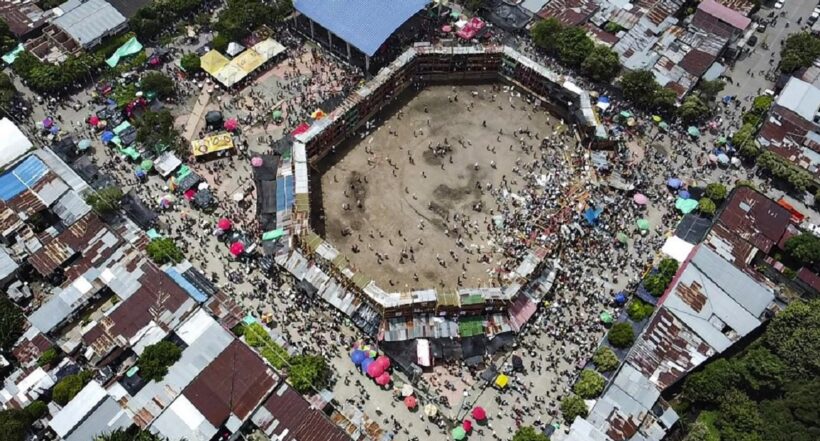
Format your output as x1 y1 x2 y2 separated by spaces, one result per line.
275 175 294 212
294 0 430 56
165 267 208 303
0 156 49 202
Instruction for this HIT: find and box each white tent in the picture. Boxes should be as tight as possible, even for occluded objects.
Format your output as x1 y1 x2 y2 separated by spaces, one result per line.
226 42 245 57
661 236 695 263
0 118 33 170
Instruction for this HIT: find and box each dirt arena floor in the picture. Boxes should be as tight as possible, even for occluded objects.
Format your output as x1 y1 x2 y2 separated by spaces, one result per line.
315 85 567 290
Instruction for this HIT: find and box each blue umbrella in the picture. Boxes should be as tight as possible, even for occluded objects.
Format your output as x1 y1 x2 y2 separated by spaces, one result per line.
614 292 627 305
135 168 146 178
351 350 366 366
77 139 92 150
101 131 115 143
666 178 682 189
678 190 691 199
361 357 374 374
49 125 60 134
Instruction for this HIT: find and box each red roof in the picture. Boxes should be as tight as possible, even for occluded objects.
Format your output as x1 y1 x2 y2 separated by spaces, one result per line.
697 0 751 30
257 385 351 441
183 340 278 427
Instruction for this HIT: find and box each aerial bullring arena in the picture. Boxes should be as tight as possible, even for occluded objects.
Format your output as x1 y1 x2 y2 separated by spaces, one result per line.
255 43 605 366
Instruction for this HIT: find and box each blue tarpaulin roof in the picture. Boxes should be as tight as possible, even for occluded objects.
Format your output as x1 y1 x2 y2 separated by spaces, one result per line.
275 175 294 212
0 155 50 202
294 0 430 56
165 267 208 303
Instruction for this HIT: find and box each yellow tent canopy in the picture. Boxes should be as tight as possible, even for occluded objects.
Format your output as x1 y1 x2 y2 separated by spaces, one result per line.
200 50 230 76
494 374 509 388
233 48 264 74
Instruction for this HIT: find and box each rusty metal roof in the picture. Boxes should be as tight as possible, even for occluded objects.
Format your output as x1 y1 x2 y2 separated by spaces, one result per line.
182 340 278 428
253 383 352 441
710 187 790 255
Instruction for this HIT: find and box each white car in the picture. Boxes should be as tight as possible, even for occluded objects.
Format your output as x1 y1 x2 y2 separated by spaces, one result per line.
774 1 784 8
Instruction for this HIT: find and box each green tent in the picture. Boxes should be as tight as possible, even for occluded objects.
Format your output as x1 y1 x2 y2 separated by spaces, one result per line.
146 229 161 240
106 36 144 68
110 136 123 148
716 136 727 145
636 219 650 230
658 121 670 131
120 146 140 160
262 229 285 241
177 165 191 179
616 232 629 244
687 126 701 137
451 427 466 440
141 159 154 171
675 197 699 214
600 311 614 324
1 43 24 64
112 120 132 135
272 110 283 120
651 115 662 123
619 110 633 119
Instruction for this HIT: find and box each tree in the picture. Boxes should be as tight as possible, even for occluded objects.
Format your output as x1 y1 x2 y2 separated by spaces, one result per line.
620 70 658 108
608 323 635 348
0 19 17 54
0 72 17 112
140 72 175 99
739 345 787 394
464 0 485 11
716 390 763 441
764 300 820 375
136 110 180 154
146 237 184 264
627 298 654 321
699 198 717 216
784 234 820 265
96 427 166 441
683 359 741 404
512 426 550 441
581 45 620 82
530 18 563 53
25 400 47 420
215 0 278 42
289 354 331 393
658 258 679 279
0 408 33 441
705 183 728 201
643 273 669 297
592 347 619 372
211 34 229 52
85 186 124 215
180 53 201 72
555 27 594 67
0 296 24 352
779 32 820 73
697 79 726 102
560 394 588 423
53 371 93 405
38 347 60 367
245 323 291 369
678 95 710 124
573 369 606 398
734 123 760 158
137 341 182 382
683 421 711 441
651 87 678 114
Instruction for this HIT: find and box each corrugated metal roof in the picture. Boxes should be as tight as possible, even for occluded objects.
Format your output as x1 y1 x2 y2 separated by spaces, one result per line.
149 394 217 441
49 380 107 438
53 0 126 47
0 155 49 202
64 396 133 441
0 118 33 171
253 383 352 441
293 0 430 56
0 246 18 281
52 190 92 225
777 77 820 122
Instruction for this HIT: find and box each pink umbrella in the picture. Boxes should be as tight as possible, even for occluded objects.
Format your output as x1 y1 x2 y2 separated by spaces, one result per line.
375 355 391 370
224 118 238 131
633 193 648 205
292 122 310 136
217 218 232 230
251 157 264 167
442 25 453 32
88 115 100 126
183 189 196 200
463 419 473 432
471 406 487 421
366 361 384 378
404 395 417 409
375 373 391 386
229 242 245 256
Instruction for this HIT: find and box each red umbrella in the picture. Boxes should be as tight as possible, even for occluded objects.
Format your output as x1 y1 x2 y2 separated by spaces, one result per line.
229 242 245 256
375 373 391 386
463 419 473 432
217 218 232 230
366 361 384 378
88 115 100 126
404 395 417 409
224 118 238 131
471 406 487 421
375 355 390 370
183 189 196 200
